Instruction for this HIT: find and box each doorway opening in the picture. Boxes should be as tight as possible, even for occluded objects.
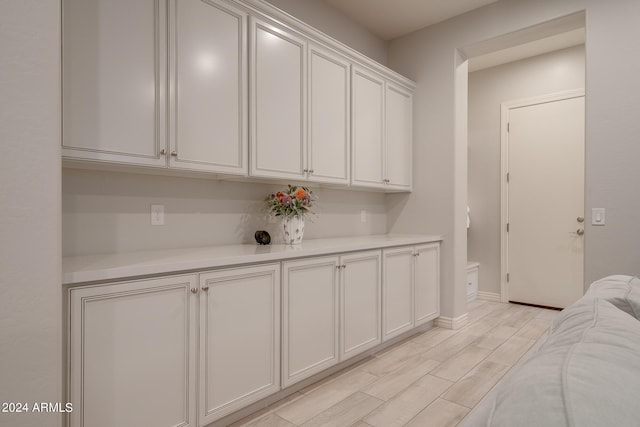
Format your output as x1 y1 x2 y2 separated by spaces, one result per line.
459 11 586 304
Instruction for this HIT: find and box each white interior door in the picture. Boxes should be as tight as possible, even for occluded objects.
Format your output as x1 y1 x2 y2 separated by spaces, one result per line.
506 93 584 308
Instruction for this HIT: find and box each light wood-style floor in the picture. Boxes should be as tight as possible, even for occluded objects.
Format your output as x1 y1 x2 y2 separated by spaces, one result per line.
232 300 558 427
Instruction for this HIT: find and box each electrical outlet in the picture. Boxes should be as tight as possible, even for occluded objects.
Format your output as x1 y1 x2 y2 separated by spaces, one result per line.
151 204 165 226
360 209 367 223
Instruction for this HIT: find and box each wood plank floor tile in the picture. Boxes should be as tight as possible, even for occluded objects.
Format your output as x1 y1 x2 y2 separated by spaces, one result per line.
473 325 518 350
230 392 304 427
276 369 378 425
418 332 480 362
363 374 452 427
405 398 469 427
362 355 440 401
240 413 297 427
411 326 459 349
430 345 492 382
485 335 535 366
499 306 538 329
358 341 422 377
515 317 552 340
300 392 383 427
441 360 511 408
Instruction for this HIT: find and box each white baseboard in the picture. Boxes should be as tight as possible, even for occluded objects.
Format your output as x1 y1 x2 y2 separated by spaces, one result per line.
477 291 502 302
435 312 469 330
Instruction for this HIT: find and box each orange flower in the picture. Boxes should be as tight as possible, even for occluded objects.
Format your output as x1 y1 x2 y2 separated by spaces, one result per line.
296 189 307 200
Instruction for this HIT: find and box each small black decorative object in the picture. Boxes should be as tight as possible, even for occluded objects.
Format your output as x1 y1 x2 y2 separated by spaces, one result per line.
254 230 271 245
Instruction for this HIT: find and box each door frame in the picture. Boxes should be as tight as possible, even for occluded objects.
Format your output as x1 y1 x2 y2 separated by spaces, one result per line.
500 89 585 303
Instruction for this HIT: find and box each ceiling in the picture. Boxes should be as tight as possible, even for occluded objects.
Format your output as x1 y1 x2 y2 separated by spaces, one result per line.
322 0 499 41
322 0 585 71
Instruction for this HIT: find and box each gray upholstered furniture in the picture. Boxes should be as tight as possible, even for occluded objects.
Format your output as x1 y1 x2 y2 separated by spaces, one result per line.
461 275 640 427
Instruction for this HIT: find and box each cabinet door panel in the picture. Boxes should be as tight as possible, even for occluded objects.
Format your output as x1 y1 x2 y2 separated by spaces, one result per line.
352 67 385 188
341 251 381 360
62 0 166 166
169 0 247 175
69 275 197 427
382 247 414 340
283 257 339 387
385 83 413 190
308 45 350 184
251 18 306 179
199 264 280 424
414 244 440 326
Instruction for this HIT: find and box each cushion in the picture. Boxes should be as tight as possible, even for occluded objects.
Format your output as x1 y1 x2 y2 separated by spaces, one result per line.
485 297 640 427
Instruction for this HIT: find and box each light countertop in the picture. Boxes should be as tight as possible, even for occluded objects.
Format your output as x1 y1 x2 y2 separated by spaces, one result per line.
63 234 442 285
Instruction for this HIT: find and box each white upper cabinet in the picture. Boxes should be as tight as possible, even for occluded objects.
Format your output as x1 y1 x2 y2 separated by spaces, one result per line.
168 0 248 175
250 17 306 180
62 0 167 166
352 66 385 188
307 44 351 185
63 0 248 175
62 0 415 189
352 66 413 191
385 83 413 191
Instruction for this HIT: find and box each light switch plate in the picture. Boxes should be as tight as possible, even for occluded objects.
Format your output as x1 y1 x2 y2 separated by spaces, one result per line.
592 208 605 226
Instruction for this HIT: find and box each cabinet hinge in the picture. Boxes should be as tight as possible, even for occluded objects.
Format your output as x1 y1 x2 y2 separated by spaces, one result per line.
506 223 510 232
507 273 510 282
507 122 510 132
506 172 510 182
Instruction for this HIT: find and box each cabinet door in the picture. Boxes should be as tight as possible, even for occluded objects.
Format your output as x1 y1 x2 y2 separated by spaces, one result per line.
382 247 414 340
168 0 248 175
308 45 350 184
385 83 413 191
250 17 306 180
283 256 339 387
414 243 440 326
352 66 385 188
340 251 381 361
62 0 167 167
68 275 197 427
199 264 280 424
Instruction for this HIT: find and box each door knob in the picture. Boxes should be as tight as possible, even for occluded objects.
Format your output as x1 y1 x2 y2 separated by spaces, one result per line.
576 228 584 235
577 216 584 223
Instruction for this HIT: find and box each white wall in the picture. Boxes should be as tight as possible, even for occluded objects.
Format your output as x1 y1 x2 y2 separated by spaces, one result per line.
468 45 586 296
264 0 388 64
0 1 62 426
388 0 640 320
63 169 387 256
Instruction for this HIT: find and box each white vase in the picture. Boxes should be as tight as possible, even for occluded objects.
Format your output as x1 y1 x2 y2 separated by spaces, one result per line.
283 215 305 245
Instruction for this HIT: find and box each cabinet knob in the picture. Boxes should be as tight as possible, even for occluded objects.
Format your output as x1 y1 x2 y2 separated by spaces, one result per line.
159 149 166 155
190 288 198 294
201 285 209 291
303 169 308 173
309 169 314 174
171 151 178 157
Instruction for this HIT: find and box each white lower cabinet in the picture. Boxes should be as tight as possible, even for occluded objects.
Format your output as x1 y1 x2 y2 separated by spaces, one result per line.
68 275 199 427
282 256 340 387
382 243 440 341
68 265 280 427
68 242 438 425
340 251 382 361
198 264 280 425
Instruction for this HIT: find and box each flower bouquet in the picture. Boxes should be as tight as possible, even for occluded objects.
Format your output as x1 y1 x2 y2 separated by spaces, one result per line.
266 185 316 244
